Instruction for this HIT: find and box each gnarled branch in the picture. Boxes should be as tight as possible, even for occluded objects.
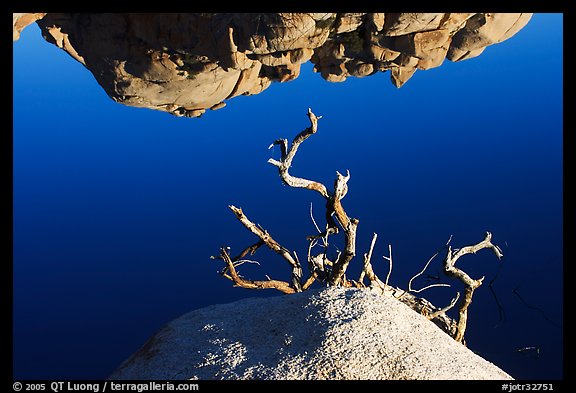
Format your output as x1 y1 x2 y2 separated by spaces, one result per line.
328 217 358 286
359 232 386 290
427 292 461 321
229 205 303 292
268 108 329 198
444 231 504 342
267 109 359 287
217 247 295 294
212 108 503 346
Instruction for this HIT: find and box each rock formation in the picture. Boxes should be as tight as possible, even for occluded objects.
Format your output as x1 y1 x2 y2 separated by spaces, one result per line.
14 13 531 117
110 287 513 380
13 13 46 41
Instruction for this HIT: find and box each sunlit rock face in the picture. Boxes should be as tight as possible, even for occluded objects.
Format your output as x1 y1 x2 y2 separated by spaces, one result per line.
13 13 46 41
26 13 531 117
110 287 513 380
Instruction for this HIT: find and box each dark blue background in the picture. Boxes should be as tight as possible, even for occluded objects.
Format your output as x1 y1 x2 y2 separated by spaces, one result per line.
13 14 563 379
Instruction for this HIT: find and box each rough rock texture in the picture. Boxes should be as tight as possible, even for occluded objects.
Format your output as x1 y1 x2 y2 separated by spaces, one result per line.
13 13 46 41
17 13 531 117
110 287 513 380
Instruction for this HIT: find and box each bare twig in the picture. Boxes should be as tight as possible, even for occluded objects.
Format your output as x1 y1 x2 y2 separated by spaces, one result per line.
307 228 333 283
302 272 318 290
409 251 451 293
517 346 540 358
309 202 322 236
210 241 265 277
306 227 338 241
293 250 300 266
365 233 378 275
359 233 377 285
443 232 504 342
307 238 317 262
218 247 295 294
229 205 303 292
427 292 461 320
328 216 358 286
308 202 335 248
410 284 451 293
233 259 261 268
383 244 393 287
359 233 387 291
211 240 264 262
268 108 329 198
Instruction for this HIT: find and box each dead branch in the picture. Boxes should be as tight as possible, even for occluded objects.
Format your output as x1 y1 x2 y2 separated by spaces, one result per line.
359 233 386 290
220 240 264 262
306 227 338 242
358 233 374 285
217 247 295 294
302 271 318 290
309 203 325 243
267 108 359 287
232 259 261 268
328 215 358 286
308 251 330 282
307 223 336 284
443 232 504 342
268 108 328 198
517 346 540 358
383 244 393 287
306 202 336 286
385 285 459 337
326 171 359 285
210 240 264 277
212 108 503 346
427 292 461 320
229 205 303 292
211 239 264 262
408 250 451 293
